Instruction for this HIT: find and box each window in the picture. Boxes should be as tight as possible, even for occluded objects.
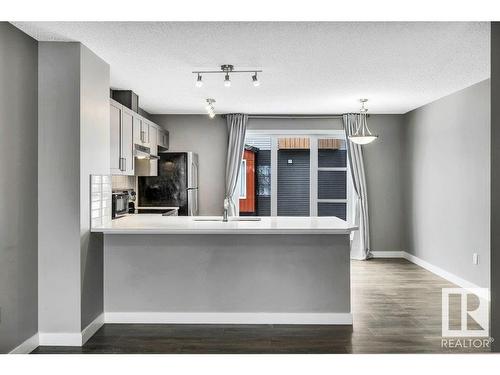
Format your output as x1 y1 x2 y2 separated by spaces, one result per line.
239 159 246 199
240 131 350 220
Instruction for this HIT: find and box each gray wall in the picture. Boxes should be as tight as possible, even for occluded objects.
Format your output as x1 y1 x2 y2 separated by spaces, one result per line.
80 45 110 329
0 22 38 353
363 115 405 253
152 115 228 215
39 42 82 335
402 79 490 288
39 42 110 336
491 22 499 350
104 234 350 313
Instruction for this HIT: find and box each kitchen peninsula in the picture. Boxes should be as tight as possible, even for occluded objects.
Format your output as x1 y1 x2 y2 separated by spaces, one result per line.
92 215 357 325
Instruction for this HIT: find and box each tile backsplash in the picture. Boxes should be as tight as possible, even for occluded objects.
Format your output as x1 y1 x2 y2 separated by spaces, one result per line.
90 174 112 228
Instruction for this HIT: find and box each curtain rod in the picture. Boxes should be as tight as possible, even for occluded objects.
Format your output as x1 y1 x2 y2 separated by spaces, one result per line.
246 114 343 120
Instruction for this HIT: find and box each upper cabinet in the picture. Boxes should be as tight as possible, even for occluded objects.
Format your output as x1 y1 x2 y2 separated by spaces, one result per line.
110 99 166 176
133 114 152 147
149 125 158 156
110 99 134 176
158 129 169 150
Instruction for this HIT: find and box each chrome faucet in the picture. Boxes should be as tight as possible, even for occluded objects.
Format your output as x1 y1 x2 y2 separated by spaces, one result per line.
223 198 229 222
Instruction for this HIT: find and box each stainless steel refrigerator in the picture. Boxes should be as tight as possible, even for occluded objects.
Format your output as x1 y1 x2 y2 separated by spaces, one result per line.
137 152 199 216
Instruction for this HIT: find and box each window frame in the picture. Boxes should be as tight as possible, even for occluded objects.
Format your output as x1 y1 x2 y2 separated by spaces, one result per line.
239 159 247 200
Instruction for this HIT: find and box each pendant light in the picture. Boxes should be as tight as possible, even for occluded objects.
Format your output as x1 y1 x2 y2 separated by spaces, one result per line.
348 99 378 145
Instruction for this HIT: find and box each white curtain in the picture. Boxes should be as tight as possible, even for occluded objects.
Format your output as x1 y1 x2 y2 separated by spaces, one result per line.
343 114 372 260
225 114 248 216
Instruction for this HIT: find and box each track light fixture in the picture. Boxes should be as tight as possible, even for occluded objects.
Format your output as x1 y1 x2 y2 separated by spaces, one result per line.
195 73 203 88
205 98 216 118
193 64 262 88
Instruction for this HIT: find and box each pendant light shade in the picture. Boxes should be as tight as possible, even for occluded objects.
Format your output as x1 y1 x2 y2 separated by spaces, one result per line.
348 99 378 145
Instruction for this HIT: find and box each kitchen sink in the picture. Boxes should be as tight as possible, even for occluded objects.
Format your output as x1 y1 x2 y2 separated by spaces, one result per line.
193 217 261 222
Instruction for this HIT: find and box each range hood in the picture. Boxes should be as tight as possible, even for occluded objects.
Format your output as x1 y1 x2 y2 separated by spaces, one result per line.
134 144 159 160
134 144 159 177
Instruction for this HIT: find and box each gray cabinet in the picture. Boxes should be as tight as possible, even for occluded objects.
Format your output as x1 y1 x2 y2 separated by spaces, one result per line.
110 99 134 175
133 115 150 146
121 109 134 175
110 102 122 174
110 99 165 176
158 129 169 149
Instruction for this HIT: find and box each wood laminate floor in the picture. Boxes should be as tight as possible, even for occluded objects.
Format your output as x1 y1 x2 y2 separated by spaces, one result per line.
32 259 491 354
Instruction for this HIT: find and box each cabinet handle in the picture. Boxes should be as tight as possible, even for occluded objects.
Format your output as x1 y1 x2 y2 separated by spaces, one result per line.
120 157 126 172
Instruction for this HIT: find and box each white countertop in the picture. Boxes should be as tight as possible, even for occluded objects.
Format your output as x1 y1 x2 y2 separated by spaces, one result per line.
91 215 358 235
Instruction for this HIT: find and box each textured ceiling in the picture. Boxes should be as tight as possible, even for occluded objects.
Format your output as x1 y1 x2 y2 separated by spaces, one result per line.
13 22 490 114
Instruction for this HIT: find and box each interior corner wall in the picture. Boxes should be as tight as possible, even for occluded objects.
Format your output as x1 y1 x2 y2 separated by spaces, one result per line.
0 22 38 354
402 79 491 288
363 115 405 253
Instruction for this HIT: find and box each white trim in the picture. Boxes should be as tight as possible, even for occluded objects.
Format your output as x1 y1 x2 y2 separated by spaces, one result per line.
82 313 104 345
38 313 104 347
8 333 39 354
371 251 405 258
104 312 353 325
270 136 278 216
309 135 318 216
402 252 490 301
368 251 490 301
38 332 82 346
238 159 247 200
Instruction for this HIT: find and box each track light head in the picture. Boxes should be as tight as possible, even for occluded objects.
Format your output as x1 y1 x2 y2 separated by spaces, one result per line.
224 73 231 87
205 98 216 118
252 72 260 87
195 73 203 88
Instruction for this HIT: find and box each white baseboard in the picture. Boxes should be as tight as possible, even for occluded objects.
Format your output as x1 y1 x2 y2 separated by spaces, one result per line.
82 313 104 344
38 332 83 346
370 250 489 300
402 252 490 300
9 333 39 354
370 251 405 258
39 313 104 347
104 312 353 325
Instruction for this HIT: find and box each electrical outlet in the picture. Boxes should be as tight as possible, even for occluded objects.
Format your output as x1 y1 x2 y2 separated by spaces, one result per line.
473 253 479 265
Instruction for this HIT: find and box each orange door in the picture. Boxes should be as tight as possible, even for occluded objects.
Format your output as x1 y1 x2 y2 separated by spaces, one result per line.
239 150 256 213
